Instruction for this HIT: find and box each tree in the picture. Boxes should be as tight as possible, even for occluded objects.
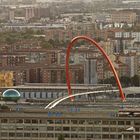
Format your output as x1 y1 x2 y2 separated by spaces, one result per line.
122 22 132 31
58 134 65 140
6 37 15 44
120 76 131 87
35 30 44 35
41 40 53 48
48 39 55 46
25 28 34 34
131 75 140 86
0 105 10 110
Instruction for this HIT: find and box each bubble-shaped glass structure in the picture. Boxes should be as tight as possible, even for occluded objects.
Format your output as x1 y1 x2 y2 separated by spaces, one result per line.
2 89 21 101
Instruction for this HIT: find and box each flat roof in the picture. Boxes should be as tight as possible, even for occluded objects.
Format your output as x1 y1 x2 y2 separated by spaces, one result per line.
0 84 109 90
123 87 140 94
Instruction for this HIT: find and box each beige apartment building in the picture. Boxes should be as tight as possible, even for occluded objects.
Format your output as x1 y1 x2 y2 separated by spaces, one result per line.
111 11 137 23
0 108 140 140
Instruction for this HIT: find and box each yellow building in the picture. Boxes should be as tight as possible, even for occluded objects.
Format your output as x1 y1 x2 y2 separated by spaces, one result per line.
0 71 13 87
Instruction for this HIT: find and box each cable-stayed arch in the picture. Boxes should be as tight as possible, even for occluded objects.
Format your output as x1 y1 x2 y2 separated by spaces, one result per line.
65 36 125 101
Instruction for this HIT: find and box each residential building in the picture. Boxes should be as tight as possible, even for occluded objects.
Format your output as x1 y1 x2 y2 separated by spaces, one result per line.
9 9 15 21
84 59 98 84
25 8 35 21
111 11 137 23
0 106 139 140
119 53 139 77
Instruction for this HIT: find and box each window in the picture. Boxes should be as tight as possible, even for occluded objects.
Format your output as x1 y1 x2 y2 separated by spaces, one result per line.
71 120 78 124
63 127 70 131
9 133 15 137
40 133 46 137
102 127 109 132
63 134 70 138
79 120 85 124
110 135 116 139
39 126 46 131
126 121 131 125
87 119 93 125
23 92 25 98
110 127 116 132
71 134 78 138
78 134 85 138
135 127 139 132
1 126 8 130
93 127 101 132
118 127 124 132
78 127 85 131
55 133 61 138
135 121 140 125
39 119 46 124
16 133 23 137
47 120 54 124
94 120 101 125
51 70 57 83
34 92 36 98
29 93 31 98
16 119 23 123
87 134 93 138
61 120 69 124
1 119 8 123
8 125 15 130
71 127 77 131
86 127 93 131
32 119 38 124
24 133 31 137
136 134 140 139
47 126 54 131
16 127 24 130
102 121 109 125
24 119 31 123
1 132 8 137
55 120 62 124
93 134 101 139
55 126 62 131
32 127 38 131
40 92 42 98
32 133 38 137
110 121 116 125
118 121 125 125
24 126 32 130
47 133 54 137
102 134 109 139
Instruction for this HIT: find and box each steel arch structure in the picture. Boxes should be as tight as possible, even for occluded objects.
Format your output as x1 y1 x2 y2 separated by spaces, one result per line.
45 90 119 109
66 36 125 101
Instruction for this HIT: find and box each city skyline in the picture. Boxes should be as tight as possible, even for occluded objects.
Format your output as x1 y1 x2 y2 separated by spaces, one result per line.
0 0 140 139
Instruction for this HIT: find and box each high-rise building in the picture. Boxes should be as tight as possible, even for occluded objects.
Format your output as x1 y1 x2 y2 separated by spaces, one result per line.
84 59 98 84
111 11 137 24
25 8 35 21
9 9 15 21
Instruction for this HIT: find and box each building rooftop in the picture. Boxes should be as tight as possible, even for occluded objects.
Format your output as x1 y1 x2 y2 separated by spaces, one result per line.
0 84 112 90
123 87 140 94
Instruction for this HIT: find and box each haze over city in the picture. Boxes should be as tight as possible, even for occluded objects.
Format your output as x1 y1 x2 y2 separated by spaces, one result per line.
0 0 140 140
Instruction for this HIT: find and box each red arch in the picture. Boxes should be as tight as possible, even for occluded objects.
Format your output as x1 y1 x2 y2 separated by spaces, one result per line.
66 36 125 101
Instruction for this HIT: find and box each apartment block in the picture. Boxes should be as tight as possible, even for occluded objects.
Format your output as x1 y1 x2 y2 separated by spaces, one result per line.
111 11 137 23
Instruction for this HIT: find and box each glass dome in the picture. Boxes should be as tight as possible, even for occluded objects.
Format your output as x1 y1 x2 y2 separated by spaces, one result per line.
2 89 21 101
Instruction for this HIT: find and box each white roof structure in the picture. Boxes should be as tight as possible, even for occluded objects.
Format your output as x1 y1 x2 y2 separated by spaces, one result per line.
123 87 140 94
